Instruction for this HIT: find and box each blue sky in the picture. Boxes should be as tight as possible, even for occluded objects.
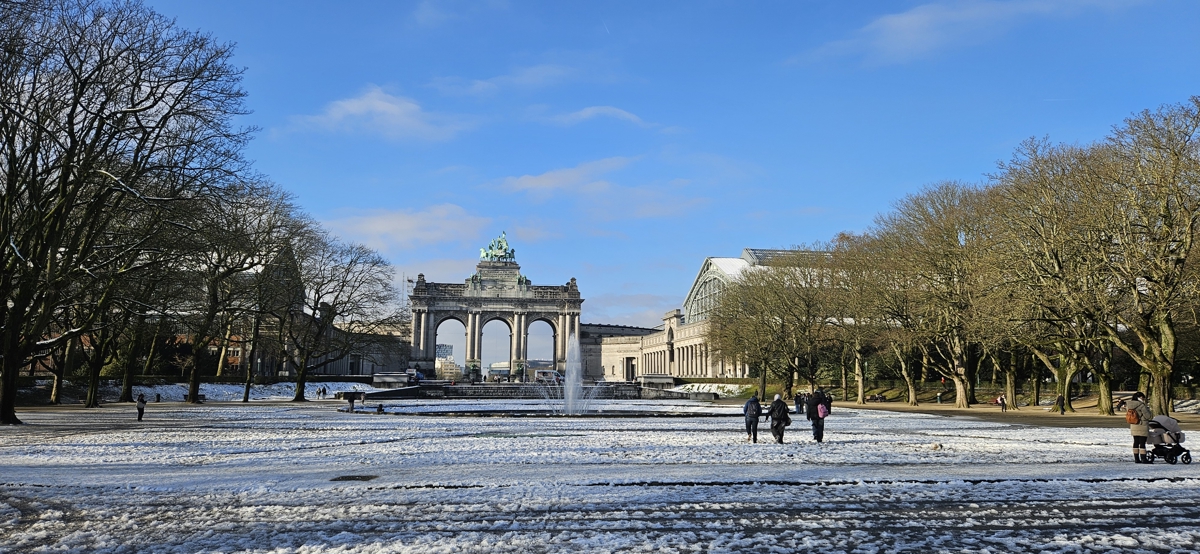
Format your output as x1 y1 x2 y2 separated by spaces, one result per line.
147 0 1198 366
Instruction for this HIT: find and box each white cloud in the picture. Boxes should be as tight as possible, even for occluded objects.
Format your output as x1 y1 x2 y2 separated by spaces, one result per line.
552 106 649 127
502 157 633 195
324 204 490 254
806 0 1138 65
430 64 578 96
295 86 474 141
498 157 709 219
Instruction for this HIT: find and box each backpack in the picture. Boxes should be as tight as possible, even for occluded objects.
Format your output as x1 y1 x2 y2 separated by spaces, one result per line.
1126 408 1140 425
817 402 830 419
747 401 761 418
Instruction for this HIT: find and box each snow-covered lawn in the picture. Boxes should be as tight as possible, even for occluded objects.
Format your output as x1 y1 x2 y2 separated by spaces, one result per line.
1 401 1197 553
670 383 751 397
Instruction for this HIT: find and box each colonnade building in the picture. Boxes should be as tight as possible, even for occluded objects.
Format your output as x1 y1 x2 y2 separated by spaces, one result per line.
590 248 788 383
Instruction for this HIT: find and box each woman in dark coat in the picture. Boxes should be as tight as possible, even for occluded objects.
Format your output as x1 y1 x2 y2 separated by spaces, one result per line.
1126 392 1154 464
766 394 790 444
806 389 832 443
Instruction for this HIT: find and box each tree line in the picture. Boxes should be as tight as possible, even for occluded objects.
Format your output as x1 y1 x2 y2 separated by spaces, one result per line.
0 0 405 424
708 98 1200 416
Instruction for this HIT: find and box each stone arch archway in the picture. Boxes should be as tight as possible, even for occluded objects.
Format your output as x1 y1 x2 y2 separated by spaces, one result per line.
409 246 582 381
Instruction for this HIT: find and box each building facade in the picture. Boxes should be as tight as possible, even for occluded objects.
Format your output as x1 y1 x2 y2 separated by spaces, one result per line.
591 248 789 382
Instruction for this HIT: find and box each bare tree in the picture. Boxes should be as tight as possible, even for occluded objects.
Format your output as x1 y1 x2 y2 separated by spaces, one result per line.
0 0 249 423
872 182 990 408
1085 100 1200 415
276 230 403 402
175 184 298 404
707 248 836 399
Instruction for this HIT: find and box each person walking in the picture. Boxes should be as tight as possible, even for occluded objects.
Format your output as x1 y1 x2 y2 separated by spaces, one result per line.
1126 391 1155 464
806 389 833 443
998 394 1007 413
1054 394 1066 415
743 394 763 443
767 394 790 444
794 393 805 415
136 394 146 421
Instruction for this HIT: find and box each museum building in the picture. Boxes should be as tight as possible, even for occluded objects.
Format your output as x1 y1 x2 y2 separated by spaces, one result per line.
592 248 788 383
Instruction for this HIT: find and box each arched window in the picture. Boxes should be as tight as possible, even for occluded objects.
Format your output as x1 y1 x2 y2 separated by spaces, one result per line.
685 276 726 322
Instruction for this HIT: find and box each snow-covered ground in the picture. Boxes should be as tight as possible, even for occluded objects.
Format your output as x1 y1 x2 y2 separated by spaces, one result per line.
1 401 1198 553
669 382 751 397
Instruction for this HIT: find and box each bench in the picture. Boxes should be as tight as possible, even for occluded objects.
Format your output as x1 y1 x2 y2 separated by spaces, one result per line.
183 394 206 402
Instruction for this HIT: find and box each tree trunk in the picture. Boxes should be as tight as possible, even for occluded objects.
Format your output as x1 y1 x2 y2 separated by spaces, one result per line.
1093 345 1114 416
292 350 310 401
0 355 23 424
215 315 234 377
965 346 980 405
84 353 104 409
948 338 971 408
243 315 260 403
1030 356 1042 409
119 315 147 403
1149 372 1171 415
854 340 865 405
920 350 929 383
141 318 163 374
839 346 849 402
782 362 794 400
951 374 969 408
757 362 767 402
50 338 77 406
891 342 918 406
1003 351 1019 411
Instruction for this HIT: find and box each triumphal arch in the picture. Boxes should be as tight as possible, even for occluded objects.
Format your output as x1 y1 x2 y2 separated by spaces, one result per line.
408 232 583 379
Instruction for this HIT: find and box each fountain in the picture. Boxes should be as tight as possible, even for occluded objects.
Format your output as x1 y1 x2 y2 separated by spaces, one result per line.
535 332 600 415
562 332 586 414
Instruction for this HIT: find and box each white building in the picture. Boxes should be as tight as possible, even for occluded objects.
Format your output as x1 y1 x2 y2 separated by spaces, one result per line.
590 249 790 381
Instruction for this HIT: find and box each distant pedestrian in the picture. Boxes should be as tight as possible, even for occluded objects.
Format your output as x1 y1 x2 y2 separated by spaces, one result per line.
1054 394 1066 415
998 394 1007 413
806 389 833 443
348 394 356 412
795 393 805 415
767 394 790 444
936 392 942 404
743 394 762 443
1126 391 1154 464
136 394 146 421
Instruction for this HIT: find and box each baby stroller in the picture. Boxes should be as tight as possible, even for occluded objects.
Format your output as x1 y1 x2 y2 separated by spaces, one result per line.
1146 415 1192 465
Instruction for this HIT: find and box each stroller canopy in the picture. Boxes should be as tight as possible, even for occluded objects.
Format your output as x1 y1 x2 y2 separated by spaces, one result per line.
1150 415 1183 434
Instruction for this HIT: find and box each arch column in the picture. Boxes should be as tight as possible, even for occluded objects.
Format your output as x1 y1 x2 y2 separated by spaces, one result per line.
473 313 484 361
464 313 474 362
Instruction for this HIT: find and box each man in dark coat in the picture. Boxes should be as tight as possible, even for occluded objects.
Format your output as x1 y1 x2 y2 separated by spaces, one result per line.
767 394 790 444
743 394 762 443
806 389 833 443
